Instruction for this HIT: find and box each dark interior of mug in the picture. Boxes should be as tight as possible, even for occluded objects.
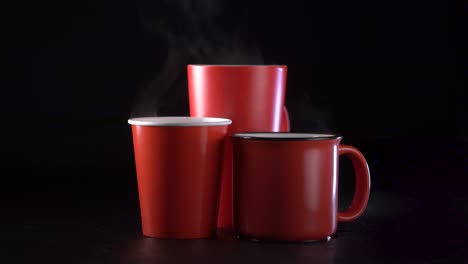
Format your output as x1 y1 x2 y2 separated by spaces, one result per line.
232 133 340 140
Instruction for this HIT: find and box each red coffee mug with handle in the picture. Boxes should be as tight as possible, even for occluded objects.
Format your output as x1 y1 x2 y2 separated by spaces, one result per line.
188 65 290 229
232 133 371 242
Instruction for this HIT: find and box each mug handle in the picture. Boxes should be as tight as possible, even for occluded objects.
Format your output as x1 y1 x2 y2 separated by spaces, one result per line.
280 106 290 132
337 145 371 222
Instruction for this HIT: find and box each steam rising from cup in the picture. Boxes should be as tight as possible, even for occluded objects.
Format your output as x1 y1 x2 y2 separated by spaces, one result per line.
130 0 332 134
131 0 263 118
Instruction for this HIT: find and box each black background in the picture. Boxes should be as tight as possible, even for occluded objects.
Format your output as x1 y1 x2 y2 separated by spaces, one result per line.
2 0 467 262
4 0 466 170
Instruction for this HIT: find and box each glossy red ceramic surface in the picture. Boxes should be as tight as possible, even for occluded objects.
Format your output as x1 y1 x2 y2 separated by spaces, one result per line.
187 65 290 229
130 118 230 239
232 134 370 241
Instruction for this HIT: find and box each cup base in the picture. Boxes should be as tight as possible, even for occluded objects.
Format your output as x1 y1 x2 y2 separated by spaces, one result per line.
142 235 217 240
236 233 336 244
142 230 218 240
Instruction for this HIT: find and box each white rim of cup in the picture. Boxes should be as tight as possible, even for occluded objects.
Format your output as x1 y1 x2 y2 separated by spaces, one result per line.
128 116 232 127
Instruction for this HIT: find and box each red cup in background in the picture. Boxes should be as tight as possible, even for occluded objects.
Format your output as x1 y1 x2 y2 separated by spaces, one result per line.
232 133 371 242
128 117 232 239
188 65 290 229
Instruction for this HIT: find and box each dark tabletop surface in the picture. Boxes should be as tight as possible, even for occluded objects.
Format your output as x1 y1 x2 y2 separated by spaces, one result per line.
2 141 467 264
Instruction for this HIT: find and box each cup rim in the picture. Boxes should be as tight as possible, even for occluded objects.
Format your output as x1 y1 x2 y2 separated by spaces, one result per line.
232 132 342 141
128 116 232 127
187 64 287 68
